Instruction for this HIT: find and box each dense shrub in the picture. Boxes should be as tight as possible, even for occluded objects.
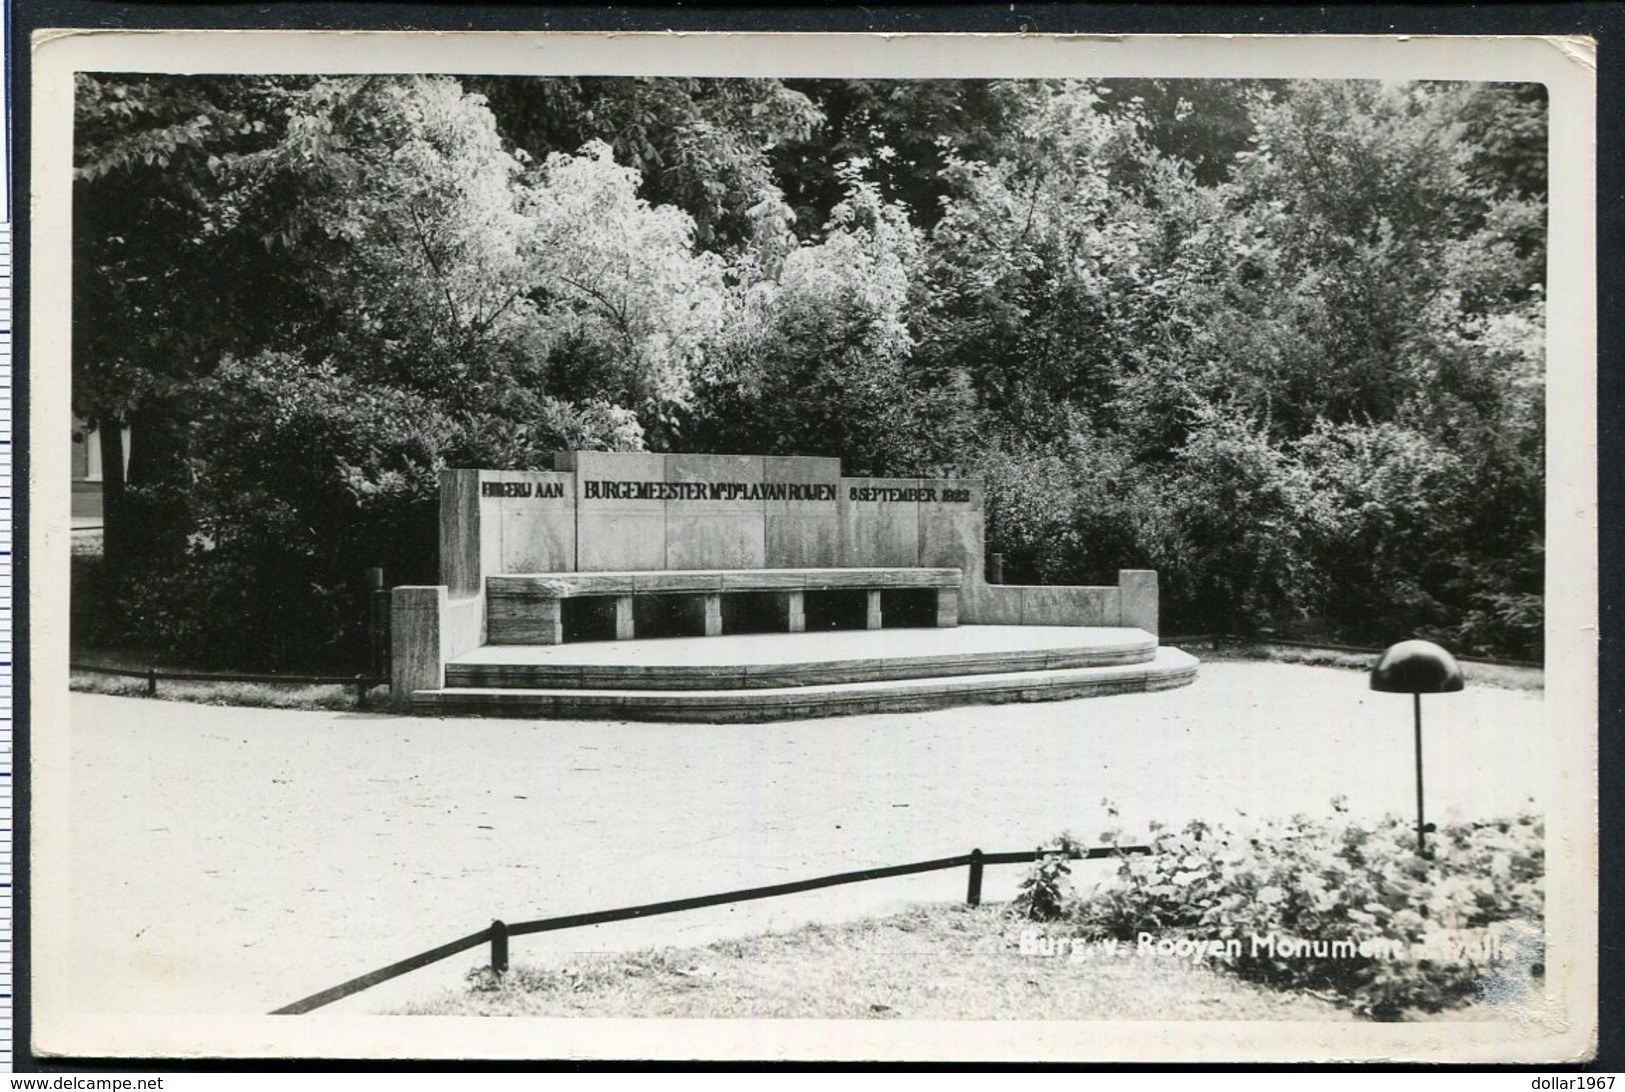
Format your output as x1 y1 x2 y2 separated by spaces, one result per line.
108 353 642 670
76 76 1548 667
1292 420 1543 657
1010 833 1084 922
1141 412 1334 635
977 425 1147 587
692 166 976 476
1025 803 1544 1020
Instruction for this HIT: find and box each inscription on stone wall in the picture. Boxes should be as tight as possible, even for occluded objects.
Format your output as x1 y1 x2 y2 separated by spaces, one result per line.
481 480 567 499
847 485 971 503
583 480 837 502
455 453 984 577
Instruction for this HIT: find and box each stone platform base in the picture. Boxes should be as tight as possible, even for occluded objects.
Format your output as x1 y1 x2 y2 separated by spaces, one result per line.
409 626 1197 723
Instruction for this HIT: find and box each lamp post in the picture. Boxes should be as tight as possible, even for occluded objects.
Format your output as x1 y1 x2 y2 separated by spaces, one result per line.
1370 639 1465 858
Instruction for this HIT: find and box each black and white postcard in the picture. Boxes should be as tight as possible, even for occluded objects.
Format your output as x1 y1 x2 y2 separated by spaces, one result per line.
26 29 1599 1063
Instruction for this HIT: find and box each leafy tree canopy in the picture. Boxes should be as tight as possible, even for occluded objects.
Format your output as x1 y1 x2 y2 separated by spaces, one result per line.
72 73 1548 666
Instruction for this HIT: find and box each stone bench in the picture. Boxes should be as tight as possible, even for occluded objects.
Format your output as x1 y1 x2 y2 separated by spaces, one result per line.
486 567 962 645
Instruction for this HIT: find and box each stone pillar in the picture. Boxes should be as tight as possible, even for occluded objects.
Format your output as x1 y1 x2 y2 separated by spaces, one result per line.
840 477 923 567
565 451 668 572
785 590 806 633
439 470 484 596
1119 569 1159 636
936 587 960 628
866 589 883 630
487 592 564 646
703 593 723 637
614 595 636 640
764 456 843 567
665 453 767 570
535 600 565 645
392 585 448 705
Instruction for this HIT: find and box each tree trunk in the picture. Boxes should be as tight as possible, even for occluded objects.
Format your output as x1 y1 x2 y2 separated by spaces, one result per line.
123 402 190 566
96 417 127 579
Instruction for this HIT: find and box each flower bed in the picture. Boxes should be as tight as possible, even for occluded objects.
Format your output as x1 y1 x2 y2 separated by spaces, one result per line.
1015 801 1543 1020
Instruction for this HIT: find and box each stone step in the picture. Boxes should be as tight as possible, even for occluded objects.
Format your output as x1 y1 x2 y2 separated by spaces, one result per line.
446 626 1158 691
414 647 1198 723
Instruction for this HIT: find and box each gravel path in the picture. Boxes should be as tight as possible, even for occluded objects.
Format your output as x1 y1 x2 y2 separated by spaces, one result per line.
63 660 1544 1015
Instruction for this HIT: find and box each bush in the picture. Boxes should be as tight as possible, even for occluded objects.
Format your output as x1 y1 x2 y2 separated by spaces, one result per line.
103 352 644 671
1025 802 1543 1020
1291 419 1543 658
978 430 1145 588
1147 412 1333 636
1010 834 1083 922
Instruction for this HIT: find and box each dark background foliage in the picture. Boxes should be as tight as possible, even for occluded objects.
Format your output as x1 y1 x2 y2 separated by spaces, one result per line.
71 74 1546 668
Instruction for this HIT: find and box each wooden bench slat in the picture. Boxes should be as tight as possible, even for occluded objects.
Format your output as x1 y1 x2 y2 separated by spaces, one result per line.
809 569 958 590
719 570 809 591
633 572 725 593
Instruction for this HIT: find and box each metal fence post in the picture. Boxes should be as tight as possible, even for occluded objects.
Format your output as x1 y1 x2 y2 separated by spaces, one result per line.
355 674 369 709
490 919 509 975
146 667 158 698
966 848 984 907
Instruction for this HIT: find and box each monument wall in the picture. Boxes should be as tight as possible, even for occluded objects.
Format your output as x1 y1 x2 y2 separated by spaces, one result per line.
399 452 1158 696
444 452 988 579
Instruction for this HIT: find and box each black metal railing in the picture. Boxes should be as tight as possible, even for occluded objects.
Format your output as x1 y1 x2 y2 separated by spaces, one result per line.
270 843 1150 1015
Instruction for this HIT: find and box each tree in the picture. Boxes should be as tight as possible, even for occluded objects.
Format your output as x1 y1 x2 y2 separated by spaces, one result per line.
78 76 719 663
204 76 546 398
470 76 822 251
520 141 730 441
221 79 731 434
1113 81 1546 641
73 73 1549 664
73 74 300 576
917 80 1165 440
693 163 974 475
1093 79 1263 186
771 79 1039 235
